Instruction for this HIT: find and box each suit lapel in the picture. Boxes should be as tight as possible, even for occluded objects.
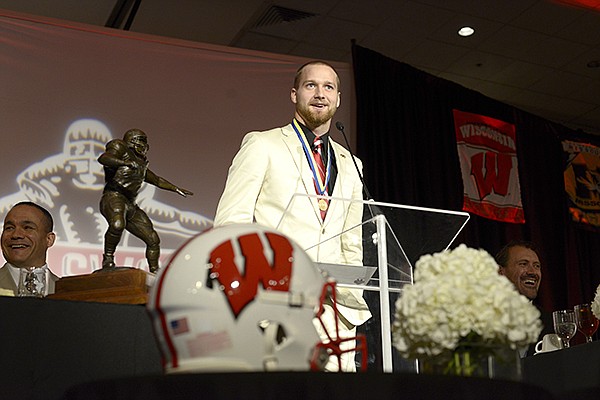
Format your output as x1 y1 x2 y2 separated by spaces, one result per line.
322 141 341 226
281 124 313 194
332 141 353 196
0 265 17 295
281 124 325 225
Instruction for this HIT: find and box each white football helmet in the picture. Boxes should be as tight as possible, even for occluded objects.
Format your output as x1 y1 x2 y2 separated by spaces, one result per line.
147 223 365 373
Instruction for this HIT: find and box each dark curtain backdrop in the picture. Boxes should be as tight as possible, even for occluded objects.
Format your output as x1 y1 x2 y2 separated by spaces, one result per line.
352 44 600 314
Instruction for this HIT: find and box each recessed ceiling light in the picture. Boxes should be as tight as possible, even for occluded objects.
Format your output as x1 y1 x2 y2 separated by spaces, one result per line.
458 26 475 37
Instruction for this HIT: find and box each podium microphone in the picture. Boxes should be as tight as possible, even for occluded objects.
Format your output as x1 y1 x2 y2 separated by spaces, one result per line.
335 121 373 201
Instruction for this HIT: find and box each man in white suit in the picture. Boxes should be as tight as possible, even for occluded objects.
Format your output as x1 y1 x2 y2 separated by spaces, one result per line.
0 202 60 296
214 61 371 371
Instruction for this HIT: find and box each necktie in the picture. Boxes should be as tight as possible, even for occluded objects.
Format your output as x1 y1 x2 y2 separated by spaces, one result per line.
313 137 329 220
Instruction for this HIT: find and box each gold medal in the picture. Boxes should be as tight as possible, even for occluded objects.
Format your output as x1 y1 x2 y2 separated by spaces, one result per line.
318 199 328 211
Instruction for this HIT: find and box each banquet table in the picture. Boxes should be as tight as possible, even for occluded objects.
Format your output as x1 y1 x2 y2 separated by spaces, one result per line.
0 296 161 400
522 339 600 398
2 295 599 400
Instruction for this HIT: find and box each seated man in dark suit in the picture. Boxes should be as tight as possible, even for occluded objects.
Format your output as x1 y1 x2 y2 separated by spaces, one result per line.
495 240 553 355
0 201 60 296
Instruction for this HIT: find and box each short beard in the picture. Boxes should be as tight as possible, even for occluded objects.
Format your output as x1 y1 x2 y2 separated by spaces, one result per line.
297 104 336 130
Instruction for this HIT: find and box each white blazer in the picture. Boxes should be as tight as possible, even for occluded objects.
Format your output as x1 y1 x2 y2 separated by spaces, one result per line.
214 124 371 325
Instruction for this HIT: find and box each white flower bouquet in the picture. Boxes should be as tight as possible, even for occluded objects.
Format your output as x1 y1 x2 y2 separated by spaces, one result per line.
392 244 542 365
592 284 600 320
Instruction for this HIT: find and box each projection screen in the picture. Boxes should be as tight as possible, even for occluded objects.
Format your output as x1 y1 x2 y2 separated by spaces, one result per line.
0 9 354 276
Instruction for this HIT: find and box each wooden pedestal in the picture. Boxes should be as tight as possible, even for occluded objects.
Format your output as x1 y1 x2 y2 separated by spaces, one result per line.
48 268 154 305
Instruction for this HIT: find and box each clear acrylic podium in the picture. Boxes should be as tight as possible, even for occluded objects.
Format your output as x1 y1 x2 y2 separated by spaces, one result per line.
277 194 470 372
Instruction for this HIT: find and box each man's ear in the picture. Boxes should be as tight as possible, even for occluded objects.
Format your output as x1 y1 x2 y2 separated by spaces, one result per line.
46 232 56 248
290 88 297 104
336 92 341 108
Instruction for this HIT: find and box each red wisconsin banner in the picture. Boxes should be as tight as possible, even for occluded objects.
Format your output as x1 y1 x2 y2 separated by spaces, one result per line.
453 109 525 223
563 140 600 229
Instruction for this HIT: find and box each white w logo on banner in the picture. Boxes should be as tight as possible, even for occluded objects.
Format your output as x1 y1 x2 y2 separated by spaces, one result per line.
453 109 525 224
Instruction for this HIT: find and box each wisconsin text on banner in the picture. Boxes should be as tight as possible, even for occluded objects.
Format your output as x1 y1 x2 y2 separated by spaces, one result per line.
563 140 600 229
453 109 525 223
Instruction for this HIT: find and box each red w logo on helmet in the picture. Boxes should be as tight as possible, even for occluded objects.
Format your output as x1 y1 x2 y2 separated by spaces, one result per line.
208 232 293 318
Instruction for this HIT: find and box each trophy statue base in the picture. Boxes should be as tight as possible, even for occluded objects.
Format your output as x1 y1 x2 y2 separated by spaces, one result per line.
48 267 155 305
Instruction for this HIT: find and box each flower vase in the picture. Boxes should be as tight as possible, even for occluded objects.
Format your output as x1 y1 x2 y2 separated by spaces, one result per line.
419 345 521 381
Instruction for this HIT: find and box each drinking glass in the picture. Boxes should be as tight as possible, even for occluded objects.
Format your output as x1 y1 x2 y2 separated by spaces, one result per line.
574 303 599 343
553 309 577 348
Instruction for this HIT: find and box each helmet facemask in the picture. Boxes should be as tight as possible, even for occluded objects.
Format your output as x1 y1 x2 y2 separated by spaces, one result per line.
311 281 368 372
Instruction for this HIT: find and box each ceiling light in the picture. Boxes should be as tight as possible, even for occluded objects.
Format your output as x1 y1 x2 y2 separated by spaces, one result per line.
458 26 475 37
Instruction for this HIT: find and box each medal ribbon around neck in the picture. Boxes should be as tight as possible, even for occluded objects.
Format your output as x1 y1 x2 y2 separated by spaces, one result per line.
292 119 331 195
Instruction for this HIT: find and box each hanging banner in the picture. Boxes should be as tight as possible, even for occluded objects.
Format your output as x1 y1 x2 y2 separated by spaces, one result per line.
453 109 525 223
562 140 600 229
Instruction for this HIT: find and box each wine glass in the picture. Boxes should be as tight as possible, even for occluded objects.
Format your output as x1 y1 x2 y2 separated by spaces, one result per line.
553 309 577 348
574 303 599 343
